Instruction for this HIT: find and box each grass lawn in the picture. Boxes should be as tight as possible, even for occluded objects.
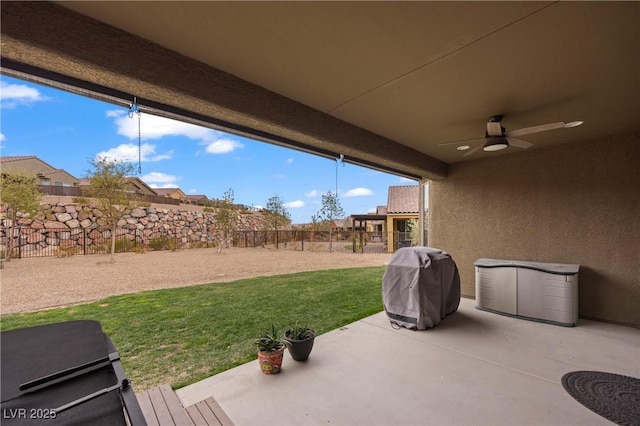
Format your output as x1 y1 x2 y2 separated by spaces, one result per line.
0 266 385 391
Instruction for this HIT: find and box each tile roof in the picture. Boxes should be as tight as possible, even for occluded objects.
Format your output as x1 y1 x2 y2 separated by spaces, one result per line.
0 155 38 163
387 185 419 214
154 188 181 196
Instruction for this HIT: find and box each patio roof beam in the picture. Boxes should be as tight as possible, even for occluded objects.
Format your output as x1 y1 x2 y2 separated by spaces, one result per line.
0 1 447 180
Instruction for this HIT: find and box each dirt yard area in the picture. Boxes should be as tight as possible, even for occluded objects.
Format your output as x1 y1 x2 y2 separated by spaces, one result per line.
0 247 392 314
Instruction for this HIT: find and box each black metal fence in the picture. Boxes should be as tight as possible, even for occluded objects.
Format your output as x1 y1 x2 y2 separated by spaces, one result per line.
233 230 390 253
1 227 187 259
1 227 425 259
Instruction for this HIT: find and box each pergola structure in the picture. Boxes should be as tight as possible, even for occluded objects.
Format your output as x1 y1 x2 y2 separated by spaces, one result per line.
1 2 638 326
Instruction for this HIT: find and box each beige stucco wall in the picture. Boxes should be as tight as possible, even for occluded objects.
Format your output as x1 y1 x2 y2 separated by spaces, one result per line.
429 132 639 327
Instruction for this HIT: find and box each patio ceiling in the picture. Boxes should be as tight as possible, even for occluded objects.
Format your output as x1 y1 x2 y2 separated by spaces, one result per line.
1 2 638 179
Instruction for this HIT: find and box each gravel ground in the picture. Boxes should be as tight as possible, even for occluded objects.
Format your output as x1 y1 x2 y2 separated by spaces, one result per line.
0 247 392 314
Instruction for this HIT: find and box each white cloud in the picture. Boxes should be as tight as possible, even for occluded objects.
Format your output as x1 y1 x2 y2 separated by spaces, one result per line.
95 143 173 162
286 158 294 165
204 139 243 154
107 110 243 155
367 207 377 214
0 133 5 141
343 187 374 197
140 171 179 189
108 110 211 140
1 81 46 108
305 189 319 198
140 172 179 184
284 200 305 208
272 173 286 179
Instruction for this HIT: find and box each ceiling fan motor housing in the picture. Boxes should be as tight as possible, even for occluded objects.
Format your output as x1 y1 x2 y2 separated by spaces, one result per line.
483 136 509 152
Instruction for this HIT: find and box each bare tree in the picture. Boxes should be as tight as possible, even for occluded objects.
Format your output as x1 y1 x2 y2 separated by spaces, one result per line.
84 157 140 263
263 194 291 231
0 173 42 262
316 191 344 252
211 188 237 253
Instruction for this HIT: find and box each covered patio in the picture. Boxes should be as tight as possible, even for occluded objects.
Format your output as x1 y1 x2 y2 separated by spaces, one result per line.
176 298 639 425
1 3 638 424
3 2 637 328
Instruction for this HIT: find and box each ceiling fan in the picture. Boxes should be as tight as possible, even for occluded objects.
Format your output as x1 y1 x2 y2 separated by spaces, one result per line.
440 115 584 157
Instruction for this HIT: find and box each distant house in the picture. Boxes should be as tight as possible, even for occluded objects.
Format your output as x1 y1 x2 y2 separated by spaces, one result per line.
330 219 346 232
78 176 158 197
0 155 79 186
0 155 80 195
386 185 419 251
347 186 419 252
186 194 209 206
154 187 189 204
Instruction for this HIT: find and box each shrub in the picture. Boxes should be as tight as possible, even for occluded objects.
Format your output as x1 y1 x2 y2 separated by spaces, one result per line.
148 236 181 252
149 236 172 251
114 239 135 253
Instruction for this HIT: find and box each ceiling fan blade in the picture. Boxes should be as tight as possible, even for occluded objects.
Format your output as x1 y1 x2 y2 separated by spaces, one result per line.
463 144 483 157
506 122 566 137
439 137 484 146
486 122 503 137
506 137 532 149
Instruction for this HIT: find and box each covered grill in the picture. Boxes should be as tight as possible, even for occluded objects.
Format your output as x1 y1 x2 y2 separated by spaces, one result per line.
1 320 146 425
382 247 461 330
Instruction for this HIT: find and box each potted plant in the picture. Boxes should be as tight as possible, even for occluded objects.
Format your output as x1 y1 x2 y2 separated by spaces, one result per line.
284 325 316 361
254 325 285 374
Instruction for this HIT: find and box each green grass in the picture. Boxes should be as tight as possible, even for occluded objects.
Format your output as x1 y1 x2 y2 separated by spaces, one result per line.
0 266 385 391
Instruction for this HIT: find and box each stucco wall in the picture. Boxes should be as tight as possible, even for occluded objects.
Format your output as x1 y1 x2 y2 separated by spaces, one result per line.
429 132 639 327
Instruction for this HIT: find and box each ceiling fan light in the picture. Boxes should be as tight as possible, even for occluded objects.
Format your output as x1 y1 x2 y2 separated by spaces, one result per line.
483 137 509 152
564 121 584 128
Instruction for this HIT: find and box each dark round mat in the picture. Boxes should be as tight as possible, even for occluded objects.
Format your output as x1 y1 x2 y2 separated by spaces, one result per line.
561 371 640 426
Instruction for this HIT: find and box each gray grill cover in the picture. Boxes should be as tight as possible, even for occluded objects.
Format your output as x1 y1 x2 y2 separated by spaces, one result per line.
382 247 461 330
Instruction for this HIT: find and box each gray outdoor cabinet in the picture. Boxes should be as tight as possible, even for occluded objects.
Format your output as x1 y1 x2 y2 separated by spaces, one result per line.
475 258 580 326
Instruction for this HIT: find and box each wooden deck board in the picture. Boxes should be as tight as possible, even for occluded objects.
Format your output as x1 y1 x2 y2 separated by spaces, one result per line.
136 391 159 426
158 384 194 426
189 400 221 426
185 403 210 426
147 386 175 425
203 397 233 426
137 384 232 426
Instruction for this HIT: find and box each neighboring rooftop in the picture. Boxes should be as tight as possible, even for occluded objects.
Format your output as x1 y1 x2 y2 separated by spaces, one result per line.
387 185 419 214
0 155 79 186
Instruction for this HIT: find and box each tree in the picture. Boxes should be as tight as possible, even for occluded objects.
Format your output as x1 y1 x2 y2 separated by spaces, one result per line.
316 191 344 252
211 188 237 254
263 194 291 231
0 173 42 262
84 157 139 264
406 218 420 246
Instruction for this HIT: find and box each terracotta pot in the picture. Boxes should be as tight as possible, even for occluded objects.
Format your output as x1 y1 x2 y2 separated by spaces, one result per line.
257 345 285 374
284 330 316 361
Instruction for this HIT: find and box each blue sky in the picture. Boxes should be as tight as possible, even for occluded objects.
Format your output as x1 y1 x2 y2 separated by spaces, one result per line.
0 75 416 224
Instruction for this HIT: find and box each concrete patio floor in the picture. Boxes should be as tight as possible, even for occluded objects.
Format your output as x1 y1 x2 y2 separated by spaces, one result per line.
176 298 639 425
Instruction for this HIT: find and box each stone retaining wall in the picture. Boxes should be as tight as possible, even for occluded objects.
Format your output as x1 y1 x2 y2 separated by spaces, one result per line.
0 202 268 255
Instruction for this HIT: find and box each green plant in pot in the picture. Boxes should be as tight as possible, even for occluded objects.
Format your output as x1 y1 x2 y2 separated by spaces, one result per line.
254 325 285 374
284 325 316 361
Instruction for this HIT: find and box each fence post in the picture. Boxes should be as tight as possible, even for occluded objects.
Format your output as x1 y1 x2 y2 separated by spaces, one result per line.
275 230 279 249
